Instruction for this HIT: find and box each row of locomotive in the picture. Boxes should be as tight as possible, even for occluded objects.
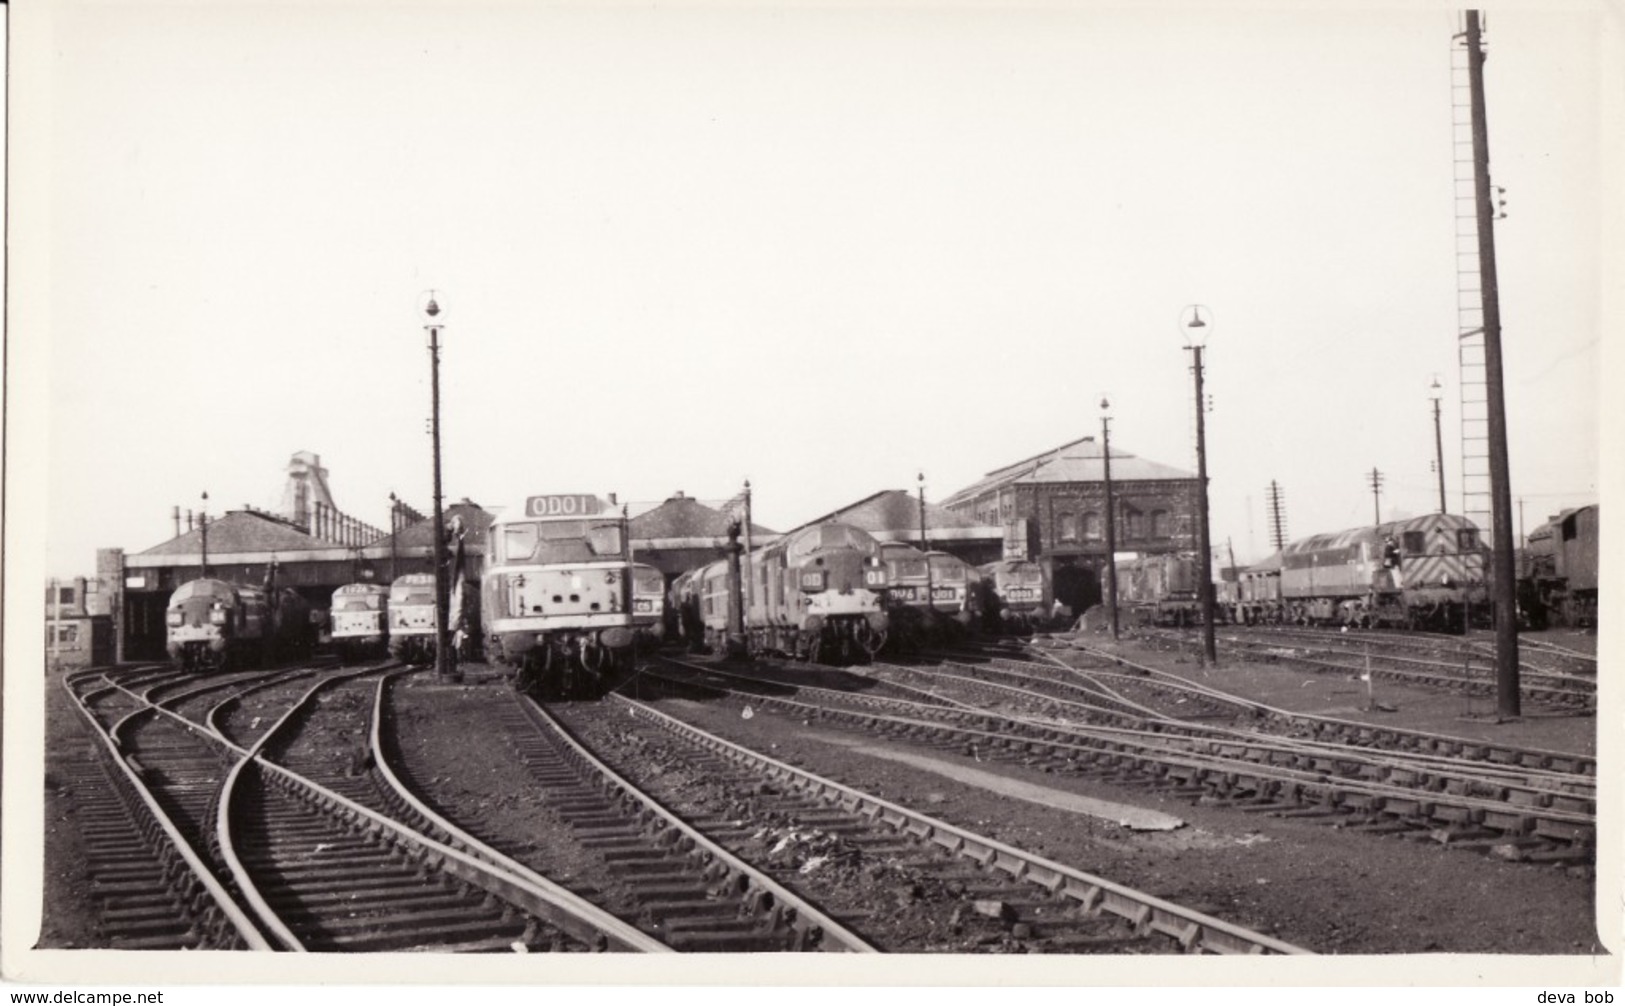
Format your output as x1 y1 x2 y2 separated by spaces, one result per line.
669 524 1057 659
1104 512 1493 633
326 573 482 665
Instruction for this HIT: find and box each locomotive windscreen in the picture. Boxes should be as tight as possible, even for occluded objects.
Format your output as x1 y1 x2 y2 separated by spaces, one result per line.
500 520 624 563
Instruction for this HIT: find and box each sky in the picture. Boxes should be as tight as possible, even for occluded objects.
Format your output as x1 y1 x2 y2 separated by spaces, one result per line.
18 1 1619 579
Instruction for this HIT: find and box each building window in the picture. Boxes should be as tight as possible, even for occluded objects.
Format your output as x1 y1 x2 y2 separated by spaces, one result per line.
1125 511 1142 539
1150 510 1167 538
1059 513 1078 542
1083 513 1101 541
57 586 76 605
54 624 80 645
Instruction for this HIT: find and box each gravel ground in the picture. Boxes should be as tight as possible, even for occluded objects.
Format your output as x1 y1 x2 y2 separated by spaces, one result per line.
35 632 1604 956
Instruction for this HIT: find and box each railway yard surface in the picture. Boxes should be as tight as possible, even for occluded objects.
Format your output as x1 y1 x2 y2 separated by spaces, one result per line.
37 625 1604 958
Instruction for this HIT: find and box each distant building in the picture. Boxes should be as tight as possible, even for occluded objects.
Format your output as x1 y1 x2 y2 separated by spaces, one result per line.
942 435 1200 615
627 491 779 579
45 574 114 670
787 489 1002 567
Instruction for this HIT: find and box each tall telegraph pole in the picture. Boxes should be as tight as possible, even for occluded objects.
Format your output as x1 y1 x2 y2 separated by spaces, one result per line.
1464 10 1520 716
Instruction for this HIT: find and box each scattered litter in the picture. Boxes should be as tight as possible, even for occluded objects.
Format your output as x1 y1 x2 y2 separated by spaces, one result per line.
510 941 529 954
313 843 330 854
741 705 755 720
798 855 830 875
973 899 1014 921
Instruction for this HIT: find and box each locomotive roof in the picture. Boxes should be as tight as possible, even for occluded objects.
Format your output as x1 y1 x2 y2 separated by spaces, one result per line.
1279 512 1479 556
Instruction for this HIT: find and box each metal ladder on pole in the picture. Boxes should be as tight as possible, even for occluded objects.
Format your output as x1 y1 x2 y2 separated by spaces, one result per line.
1450 14 1494 538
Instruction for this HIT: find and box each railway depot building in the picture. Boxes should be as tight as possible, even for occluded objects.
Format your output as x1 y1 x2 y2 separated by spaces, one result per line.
791 490 1003 566
941 435 1201 616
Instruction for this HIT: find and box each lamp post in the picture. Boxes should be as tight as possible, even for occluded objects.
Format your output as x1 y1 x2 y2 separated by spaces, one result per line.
422 292 457 682
1182 305 1217 667
388 492 400 581
199 491 210 579
1100 397 1119 641
918 472 933 613
1429 376 1447 515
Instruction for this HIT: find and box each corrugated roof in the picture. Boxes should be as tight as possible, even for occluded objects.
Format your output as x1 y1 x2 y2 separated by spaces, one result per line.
943 436 1196 507
139 510 326 556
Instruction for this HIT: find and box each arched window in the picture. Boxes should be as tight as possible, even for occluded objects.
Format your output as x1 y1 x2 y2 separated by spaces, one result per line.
1126 510 1142 539
1150 510 1167 538
1083 512 1100 541
1059 513 1078 542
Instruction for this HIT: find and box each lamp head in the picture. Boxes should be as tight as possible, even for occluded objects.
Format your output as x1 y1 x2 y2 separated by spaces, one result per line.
1429 375 1443 401
420 289 443 322
1181 305 1211 348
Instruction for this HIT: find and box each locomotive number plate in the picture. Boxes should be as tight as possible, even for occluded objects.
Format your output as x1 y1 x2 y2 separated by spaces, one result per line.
931 586 958 601
800 572 826 589
1007 587 1038 601
892 586 917 602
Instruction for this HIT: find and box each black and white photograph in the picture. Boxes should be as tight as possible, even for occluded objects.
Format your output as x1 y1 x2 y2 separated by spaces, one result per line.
5 0 1620 993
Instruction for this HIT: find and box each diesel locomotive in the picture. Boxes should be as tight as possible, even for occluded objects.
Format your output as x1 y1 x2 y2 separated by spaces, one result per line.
165 577 313 672
977 558 1047 632
675 521 890 664
481 493 638 697
329 582 390 662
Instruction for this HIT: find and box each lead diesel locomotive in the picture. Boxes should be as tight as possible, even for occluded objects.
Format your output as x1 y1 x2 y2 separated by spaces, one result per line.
481 493 637 696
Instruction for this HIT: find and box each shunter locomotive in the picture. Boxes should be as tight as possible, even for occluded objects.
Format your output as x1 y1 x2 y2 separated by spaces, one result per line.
481 493 638 697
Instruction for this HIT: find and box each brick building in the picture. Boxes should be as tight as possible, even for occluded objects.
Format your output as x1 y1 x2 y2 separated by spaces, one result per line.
941 435 1200 615
44 574 115 670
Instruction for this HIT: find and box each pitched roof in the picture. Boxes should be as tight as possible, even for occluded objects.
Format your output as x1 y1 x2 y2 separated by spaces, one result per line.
380 499 494 550
942 435 1196 508
789 489 981 537
630 494 776 540
138 510 328 556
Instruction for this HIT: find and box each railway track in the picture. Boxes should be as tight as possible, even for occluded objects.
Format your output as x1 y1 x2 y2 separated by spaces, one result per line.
937 644 1596 776
644 655 1594 865
574 685 1309 954
63 663 662 952
1124 626 1595 711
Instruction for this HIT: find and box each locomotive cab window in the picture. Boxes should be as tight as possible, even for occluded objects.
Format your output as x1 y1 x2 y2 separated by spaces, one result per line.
1402 531 1426 554
1458 527 1480 551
